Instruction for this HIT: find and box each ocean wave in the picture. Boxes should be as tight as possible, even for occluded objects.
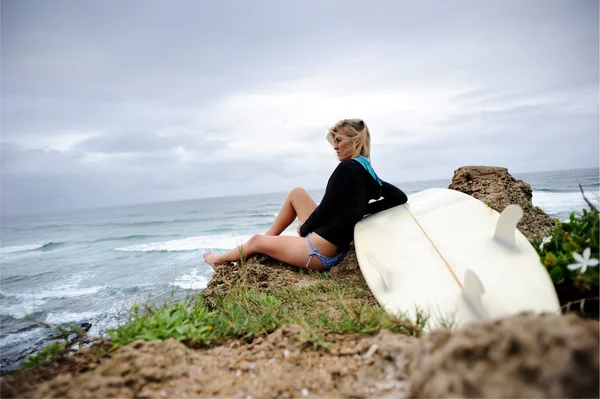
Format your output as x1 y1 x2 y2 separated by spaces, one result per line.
59 219 203 230
172 269 209 290
115 234 253 252
534 188 576 193
115 232 298 253
217 208 277 219
2 285 104 301
0 242 63 255
1 275 32 284
108 218 203 227
0 271 55 285
112 285 142 294
45 311 100 325
533 186 600 193
0 327 46 349
1 299 48 319
29 223 77 230
532 190 600 219
92 234 176 243
247 212 278 218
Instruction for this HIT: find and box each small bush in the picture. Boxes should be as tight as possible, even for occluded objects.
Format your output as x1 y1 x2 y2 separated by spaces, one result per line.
107 298 217 348
534 204 599 316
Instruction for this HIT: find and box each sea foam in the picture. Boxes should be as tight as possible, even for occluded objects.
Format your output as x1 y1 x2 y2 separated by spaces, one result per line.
45 311 100 325
1 297 48 319
115 234 253 252
115 232 298 253
0 328 46 349
532 190 600 220
4 285 104 300
0 242 64 257
0 272 104 310
173 269 210 290
0 244 46 254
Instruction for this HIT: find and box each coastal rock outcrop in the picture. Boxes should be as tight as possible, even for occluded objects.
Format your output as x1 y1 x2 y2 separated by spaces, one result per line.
448 166 556 242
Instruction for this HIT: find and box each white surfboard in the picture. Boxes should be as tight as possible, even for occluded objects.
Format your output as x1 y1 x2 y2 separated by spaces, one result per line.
354 188 560 329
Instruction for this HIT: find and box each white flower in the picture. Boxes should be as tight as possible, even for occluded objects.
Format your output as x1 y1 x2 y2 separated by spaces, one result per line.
568 248 599 274
539 236 552 250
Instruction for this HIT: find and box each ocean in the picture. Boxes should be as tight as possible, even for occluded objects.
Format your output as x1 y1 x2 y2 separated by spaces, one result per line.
1 167 598 372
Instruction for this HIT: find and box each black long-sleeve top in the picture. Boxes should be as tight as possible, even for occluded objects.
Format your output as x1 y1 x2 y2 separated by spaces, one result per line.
299 159 408 248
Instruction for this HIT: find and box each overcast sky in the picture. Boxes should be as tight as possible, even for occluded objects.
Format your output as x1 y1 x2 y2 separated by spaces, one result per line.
1 0 598 215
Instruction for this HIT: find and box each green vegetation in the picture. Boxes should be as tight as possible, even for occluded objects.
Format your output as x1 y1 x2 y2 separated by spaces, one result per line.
18 342 66 370
107 279 427 350
16 316 98 371
534 194 599 317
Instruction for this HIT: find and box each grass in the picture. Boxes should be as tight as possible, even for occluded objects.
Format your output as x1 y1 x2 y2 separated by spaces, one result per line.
15 315 99 371
106 278 427 351
18 342 66 370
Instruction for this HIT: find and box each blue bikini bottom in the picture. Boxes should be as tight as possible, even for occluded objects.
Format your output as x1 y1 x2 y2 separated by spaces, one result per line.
305 233 345 271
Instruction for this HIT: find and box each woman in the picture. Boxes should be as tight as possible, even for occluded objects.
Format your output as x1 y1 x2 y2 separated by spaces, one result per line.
203 119 408 271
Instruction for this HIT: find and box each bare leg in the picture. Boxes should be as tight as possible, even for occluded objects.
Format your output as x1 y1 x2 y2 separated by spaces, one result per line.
203 233 336 271
265 187 317 236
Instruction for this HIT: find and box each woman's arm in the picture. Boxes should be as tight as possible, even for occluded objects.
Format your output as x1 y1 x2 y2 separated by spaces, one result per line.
299 162 354 237
365 180 408 215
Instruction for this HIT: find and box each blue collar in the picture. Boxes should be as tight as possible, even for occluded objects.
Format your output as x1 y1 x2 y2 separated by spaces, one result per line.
353 156 382 186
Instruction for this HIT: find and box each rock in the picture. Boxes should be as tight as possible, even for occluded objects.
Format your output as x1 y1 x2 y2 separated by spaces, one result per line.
448 166 556 242
408 312 599 398
363 344 379 359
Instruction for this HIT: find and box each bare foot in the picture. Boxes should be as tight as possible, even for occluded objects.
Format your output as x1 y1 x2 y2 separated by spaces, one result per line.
203 252 222 269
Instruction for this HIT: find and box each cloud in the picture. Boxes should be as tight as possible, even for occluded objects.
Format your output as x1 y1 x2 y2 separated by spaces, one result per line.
1 0 598 215
0 138 319 214
73 130 228 155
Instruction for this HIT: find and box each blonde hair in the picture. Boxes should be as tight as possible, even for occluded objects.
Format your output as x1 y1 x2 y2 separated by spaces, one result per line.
326 119 371 159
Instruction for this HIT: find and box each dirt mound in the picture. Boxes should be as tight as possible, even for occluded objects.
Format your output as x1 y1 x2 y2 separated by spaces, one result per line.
20 313 598 398
448 165 556 241
29 325 416 398
0 339 113 398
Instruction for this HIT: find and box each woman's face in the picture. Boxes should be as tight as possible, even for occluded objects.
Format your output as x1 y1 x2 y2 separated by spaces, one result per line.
333 129 354 161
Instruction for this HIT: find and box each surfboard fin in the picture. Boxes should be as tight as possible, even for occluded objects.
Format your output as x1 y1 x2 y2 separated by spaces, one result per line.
463 269 488 320
493 204 523 247
366 252 392 292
